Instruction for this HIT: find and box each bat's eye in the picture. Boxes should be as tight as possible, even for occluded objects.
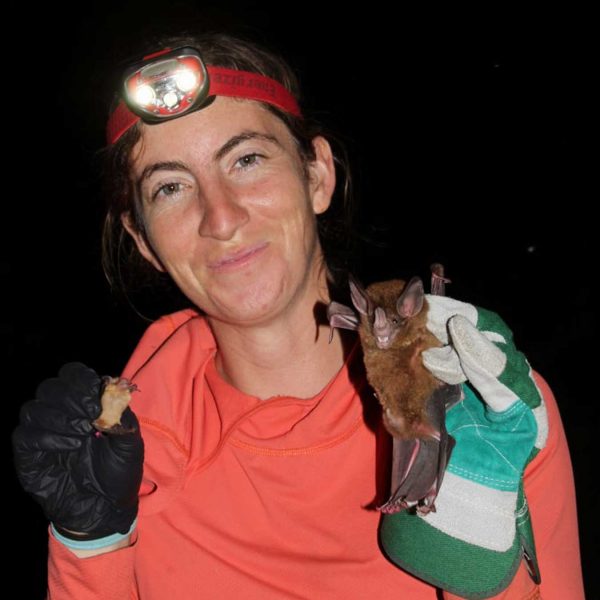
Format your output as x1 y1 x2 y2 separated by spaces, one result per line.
390 317 399 325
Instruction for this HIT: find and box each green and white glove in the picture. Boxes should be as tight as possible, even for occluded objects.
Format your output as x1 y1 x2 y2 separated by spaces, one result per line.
380 296 548 599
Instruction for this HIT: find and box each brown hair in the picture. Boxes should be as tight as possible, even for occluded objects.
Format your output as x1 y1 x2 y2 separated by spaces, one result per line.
99 31 356 315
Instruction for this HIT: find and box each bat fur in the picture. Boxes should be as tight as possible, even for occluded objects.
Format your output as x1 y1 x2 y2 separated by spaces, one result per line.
328 275 461 514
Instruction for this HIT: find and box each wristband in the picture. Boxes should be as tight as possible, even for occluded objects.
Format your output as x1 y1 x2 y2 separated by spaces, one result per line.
51 518 137 550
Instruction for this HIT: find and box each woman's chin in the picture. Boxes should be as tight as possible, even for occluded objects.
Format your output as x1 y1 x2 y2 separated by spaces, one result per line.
203 279 288 326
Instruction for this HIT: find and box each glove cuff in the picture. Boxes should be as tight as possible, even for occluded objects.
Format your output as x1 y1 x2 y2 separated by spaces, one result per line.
51 517 137 550
380 464 541 598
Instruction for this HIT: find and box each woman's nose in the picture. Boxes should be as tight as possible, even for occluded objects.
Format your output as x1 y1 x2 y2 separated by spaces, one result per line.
197 183 250 241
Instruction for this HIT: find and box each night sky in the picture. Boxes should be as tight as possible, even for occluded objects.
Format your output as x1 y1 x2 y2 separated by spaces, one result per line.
4 4 594 597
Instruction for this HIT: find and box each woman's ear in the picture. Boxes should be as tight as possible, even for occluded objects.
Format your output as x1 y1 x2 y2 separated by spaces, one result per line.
121 212 166 272
307 135 336 215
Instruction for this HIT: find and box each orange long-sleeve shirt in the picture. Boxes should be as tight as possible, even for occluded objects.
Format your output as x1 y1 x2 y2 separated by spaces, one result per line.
46 310 585 599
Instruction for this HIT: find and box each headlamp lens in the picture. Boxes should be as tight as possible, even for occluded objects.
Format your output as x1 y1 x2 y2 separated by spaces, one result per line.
135 84 155 106
174 70 198 92
123 49 209 122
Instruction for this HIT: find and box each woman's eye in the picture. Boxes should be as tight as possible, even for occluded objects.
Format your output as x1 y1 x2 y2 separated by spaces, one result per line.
152 182 183 201
234 153 263 170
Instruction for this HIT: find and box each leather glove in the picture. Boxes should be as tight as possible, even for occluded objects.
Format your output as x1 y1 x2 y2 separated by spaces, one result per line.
380 296 548 599
12 362 144 540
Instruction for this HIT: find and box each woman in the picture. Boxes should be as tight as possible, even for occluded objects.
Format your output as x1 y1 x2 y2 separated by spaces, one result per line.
13 33 584 599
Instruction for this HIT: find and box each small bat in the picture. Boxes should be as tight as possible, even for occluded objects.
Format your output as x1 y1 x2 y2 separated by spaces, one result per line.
327 269 461 514
92 376 138 435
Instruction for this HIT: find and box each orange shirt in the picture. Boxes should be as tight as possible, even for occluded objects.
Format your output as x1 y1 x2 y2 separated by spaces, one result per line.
46 310 585 599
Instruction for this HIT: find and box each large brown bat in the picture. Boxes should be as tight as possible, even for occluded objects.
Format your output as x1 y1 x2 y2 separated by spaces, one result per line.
327 268 461 514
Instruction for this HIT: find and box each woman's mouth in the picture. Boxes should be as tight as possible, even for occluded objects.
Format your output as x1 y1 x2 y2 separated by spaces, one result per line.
208 242 269 272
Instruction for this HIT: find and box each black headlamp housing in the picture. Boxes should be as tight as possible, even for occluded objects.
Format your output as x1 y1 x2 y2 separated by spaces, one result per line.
121 46 211 124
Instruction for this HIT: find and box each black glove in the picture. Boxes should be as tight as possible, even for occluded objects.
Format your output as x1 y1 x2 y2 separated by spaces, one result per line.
12 362 144 539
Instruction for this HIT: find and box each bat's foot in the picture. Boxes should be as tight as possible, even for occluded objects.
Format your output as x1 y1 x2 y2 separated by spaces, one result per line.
377 495 435 515
378 502 406 515
415 493 438 515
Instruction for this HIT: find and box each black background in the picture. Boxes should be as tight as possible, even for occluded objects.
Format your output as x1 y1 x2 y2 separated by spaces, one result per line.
4 3 595 597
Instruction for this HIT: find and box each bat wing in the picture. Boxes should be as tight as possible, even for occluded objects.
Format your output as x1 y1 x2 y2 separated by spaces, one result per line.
327 301 360 342
378 384 461 515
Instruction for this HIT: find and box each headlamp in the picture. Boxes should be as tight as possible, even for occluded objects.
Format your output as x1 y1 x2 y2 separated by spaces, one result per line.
107 46 302 145
122 47 210 123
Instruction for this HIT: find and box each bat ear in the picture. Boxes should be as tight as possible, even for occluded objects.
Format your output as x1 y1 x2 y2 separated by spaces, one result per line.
396 276 424 318
349 275 372 316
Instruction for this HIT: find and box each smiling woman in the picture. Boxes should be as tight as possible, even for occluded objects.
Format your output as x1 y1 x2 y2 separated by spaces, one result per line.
101 34 356 314
121 98 335 333
11 30 584 600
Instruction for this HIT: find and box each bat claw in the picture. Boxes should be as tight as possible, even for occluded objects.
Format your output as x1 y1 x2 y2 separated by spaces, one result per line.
415 496 438 515
117 378 138 393
101 376 138 393
377 500 406 515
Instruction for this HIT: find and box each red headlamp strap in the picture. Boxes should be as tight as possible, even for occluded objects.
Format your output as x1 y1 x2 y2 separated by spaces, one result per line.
208 67 301 117
106 65 302 145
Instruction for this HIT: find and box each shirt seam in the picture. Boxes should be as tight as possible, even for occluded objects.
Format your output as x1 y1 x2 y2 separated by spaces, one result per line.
227 416 365 456
139 416 189 457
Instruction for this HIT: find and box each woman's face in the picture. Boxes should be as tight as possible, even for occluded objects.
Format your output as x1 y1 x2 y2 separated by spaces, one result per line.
123 96 336 326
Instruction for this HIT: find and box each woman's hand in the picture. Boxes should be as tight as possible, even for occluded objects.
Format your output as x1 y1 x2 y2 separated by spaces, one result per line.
380 296 548 599
11 362 144 539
